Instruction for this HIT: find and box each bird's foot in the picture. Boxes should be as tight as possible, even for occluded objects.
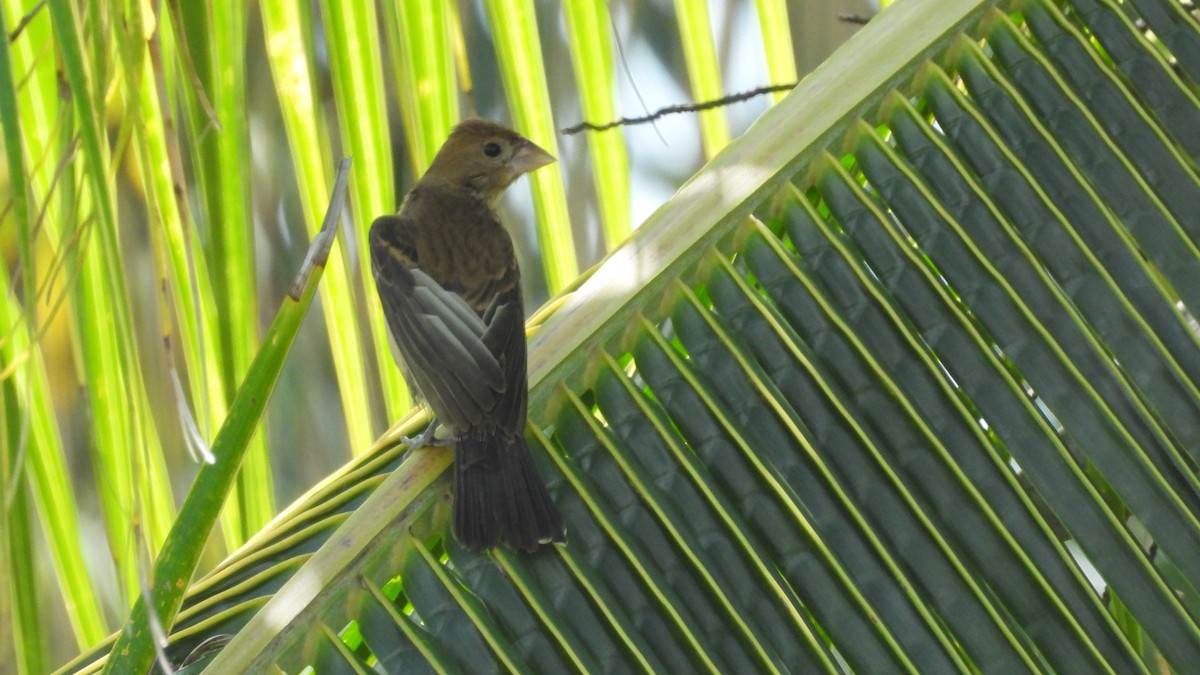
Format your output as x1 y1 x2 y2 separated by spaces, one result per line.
400 419 453 449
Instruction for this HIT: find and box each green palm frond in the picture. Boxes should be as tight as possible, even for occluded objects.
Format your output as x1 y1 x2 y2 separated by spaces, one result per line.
56 0 1200 670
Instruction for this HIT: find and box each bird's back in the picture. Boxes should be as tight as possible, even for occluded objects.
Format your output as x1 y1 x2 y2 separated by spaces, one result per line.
392 184 521 315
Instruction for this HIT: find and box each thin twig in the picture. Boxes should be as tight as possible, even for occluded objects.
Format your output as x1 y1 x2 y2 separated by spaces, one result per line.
8 0 47 42
561 83 797 135
837 13 874 25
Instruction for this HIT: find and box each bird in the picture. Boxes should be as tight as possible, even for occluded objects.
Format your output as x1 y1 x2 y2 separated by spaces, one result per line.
369 119 566 552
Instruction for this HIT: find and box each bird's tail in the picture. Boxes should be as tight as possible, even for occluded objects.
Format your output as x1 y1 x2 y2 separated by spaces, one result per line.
453 436 565 552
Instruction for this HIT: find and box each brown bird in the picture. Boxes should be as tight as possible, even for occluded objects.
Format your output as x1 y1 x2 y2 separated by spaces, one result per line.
370 119 566 552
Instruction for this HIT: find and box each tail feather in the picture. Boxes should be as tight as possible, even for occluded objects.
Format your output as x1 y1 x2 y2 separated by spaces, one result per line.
453 436 565 551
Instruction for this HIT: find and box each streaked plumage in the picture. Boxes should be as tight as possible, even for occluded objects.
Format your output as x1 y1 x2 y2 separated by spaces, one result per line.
370 119 565 551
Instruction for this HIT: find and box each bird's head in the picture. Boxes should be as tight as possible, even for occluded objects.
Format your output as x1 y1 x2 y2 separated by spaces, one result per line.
422 119 556 201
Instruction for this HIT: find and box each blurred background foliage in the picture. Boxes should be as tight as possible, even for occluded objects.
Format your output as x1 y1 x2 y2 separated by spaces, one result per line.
0 0 864 670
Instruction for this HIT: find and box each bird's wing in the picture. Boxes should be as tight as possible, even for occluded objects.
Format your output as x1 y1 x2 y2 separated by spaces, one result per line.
371 217 507 432
480 284 528 436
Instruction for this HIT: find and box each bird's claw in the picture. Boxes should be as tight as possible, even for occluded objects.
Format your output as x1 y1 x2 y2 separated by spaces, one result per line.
400 420 452 449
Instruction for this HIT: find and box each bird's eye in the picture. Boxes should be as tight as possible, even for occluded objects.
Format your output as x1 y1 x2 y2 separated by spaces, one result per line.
483 142 502 158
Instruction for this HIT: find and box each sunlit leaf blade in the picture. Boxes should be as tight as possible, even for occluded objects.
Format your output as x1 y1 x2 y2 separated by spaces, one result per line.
259 0 377 454
125 17 230 473
562 0 631 248
175 0 274 546
318 0 413 424
0 245 109 661
49 0 176 600
1 449 42 674
381 0 459 177
754 0 798 101
100 161 352 675
0 0 105 658
482 0 579 293
674 0 729 157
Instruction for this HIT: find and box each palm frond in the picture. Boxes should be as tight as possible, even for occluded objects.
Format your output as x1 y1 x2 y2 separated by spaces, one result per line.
58 0 1200 670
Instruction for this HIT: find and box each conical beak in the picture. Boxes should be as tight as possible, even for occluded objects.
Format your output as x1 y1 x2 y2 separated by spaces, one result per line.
509 139 556 174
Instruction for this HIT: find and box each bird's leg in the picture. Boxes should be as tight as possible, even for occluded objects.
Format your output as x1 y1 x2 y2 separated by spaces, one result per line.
400 418 453 448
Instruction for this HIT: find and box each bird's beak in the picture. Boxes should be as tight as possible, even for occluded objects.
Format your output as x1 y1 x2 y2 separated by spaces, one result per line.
509 140 556 174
